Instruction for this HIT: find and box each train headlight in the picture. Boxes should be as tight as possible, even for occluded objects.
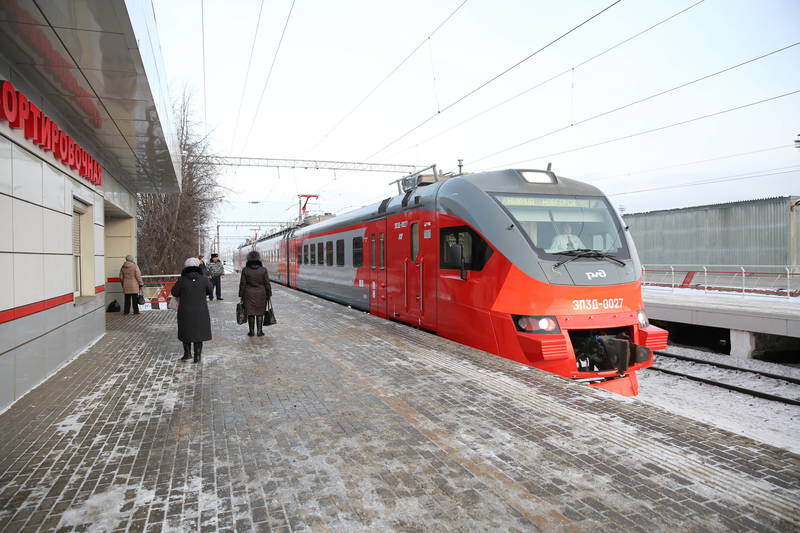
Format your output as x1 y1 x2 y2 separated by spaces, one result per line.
512 315 561 334
637 310 649 328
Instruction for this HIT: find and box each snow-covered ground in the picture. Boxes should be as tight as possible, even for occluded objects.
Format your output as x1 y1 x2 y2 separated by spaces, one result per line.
636 344 800 454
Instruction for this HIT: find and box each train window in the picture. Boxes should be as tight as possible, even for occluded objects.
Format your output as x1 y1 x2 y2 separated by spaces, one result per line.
379 232 385 269
317 243 324 265
303 244 309 264
310 243 316 264
410 223 419 262
352 237 363 267
370 235 376 269
440 226 493 271
492 193 630 259
325 241 333 266
336 239 345 266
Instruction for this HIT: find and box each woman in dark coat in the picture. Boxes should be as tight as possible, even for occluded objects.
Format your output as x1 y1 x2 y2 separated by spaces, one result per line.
171 258 213 362
239 250 272 336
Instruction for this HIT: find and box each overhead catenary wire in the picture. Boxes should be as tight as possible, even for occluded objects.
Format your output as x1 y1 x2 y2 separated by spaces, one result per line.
364 0 625 161
389 0 707 158
309 0 470 153
240 0 297 153
607 166 800 196
485 88 800 170
472 41 800 165
229 0 266 154
585 144 793 183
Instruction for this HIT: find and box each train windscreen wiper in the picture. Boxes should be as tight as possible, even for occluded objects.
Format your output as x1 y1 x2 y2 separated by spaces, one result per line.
553 249 625 269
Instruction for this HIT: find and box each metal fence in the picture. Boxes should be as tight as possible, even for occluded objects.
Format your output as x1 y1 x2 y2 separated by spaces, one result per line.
642 265 800 298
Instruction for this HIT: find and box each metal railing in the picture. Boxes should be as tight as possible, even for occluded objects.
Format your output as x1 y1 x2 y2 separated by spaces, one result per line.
140 274 180 307
642 265 800 298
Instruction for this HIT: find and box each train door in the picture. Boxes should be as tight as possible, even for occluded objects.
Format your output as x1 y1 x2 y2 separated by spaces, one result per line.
396 211 437 329
368 221 387 317
285 233 294 288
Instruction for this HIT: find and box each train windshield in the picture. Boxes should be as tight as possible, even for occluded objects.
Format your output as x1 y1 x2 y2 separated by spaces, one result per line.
493 194 630 260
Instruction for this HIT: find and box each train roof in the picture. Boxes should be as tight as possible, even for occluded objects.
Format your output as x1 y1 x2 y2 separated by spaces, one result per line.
242 169 609 245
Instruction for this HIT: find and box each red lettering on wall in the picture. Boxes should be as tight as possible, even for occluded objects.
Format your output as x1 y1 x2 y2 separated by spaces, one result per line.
0 81 18 123
2 82 101 184
9 89 28 128
0 79 102 188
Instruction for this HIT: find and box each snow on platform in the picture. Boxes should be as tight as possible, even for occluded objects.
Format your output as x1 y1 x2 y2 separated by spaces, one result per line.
0 279 798 532
643 286 800 337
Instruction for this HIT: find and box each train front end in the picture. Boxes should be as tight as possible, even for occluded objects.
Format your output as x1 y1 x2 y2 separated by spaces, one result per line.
438 169 668 396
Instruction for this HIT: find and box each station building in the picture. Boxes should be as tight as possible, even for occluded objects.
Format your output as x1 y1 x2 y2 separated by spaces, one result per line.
0 0 180 411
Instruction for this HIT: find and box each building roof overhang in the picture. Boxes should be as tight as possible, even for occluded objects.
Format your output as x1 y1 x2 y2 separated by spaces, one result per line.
0 0 181 193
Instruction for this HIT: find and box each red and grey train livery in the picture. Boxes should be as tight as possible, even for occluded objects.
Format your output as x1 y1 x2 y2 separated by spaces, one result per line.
235 168 668 396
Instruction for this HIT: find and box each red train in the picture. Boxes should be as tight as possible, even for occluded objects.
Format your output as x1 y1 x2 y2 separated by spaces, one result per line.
235 168 668 395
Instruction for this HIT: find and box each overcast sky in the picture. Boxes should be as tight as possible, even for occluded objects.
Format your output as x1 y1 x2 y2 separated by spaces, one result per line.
152 0 800 254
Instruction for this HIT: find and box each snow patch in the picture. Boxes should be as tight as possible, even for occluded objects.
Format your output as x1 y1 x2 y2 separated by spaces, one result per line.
55 413 86 435
59 486 127 532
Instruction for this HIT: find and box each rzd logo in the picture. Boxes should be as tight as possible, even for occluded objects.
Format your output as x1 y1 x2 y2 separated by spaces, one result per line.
585 270 607 281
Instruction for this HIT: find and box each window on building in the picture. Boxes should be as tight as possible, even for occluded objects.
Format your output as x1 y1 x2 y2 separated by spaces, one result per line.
317 243 324 265
72 199 94 297
379 232 385 270
370 234 376 269
352 237 363 267
440 226 493 271
410 223 419 262
336 239 345 266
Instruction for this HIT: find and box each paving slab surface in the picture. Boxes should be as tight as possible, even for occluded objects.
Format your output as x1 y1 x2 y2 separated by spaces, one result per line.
1 278 798 532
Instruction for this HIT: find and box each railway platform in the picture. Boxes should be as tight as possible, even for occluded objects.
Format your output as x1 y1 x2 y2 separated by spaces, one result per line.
0 279 798 532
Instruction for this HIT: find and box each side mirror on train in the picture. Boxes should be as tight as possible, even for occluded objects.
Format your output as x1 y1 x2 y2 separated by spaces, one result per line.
450 244 467 281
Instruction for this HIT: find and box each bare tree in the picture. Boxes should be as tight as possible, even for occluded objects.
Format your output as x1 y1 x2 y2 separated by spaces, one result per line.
137 93 222 274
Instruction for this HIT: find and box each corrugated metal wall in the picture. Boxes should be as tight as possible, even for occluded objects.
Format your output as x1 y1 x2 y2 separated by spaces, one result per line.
623 197 791 265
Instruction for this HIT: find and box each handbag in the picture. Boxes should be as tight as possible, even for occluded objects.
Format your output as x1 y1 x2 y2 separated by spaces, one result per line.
265 299 277 326
137 291 145 305
168 296 179 310
236 300 247 325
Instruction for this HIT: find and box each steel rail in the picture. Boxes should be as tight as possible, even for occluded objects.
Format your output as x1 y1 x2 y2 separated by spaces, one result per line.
655 351 800 385
649 354 800 406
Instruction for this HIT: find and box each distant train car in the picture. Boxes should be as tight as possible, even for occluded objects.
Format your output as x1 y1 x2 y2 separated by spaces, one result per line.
236 169 668 395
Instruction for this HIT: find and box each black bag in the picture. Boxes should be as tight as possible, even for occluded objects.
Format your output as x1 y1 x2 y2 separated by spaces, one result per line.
137 292 145 305
265 299 277 326
107 300 120 312
236 301 246 325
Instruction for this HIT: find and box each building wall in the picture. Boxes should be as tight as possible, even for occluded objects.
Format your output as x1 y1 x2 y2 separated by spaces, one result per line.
0 64 137 412
623 197 793 266
105 217 138 309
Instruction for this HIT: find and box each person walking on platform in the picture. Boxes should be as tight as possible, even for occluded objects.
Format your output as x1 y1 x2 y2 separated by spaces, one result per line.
171 258 213 363
207 253 225 300
239 250 272 337
119 255 143 315
198 255 212 301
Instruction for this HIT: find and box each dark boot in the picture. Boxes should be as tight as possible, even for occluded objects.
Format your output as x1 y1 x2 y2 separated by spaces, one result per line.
180 342 192 361
256 315 264 336
247 316 255 336
193 342 202 363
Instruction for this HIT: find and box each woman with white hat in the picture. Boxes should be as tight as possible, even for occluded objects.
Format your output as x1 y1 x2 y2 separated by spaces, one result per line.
170 257 213 362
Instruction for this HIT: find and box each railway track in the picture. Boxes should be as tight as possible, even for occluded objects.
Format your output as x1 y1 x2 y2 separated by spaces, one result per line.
650 351 800 406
